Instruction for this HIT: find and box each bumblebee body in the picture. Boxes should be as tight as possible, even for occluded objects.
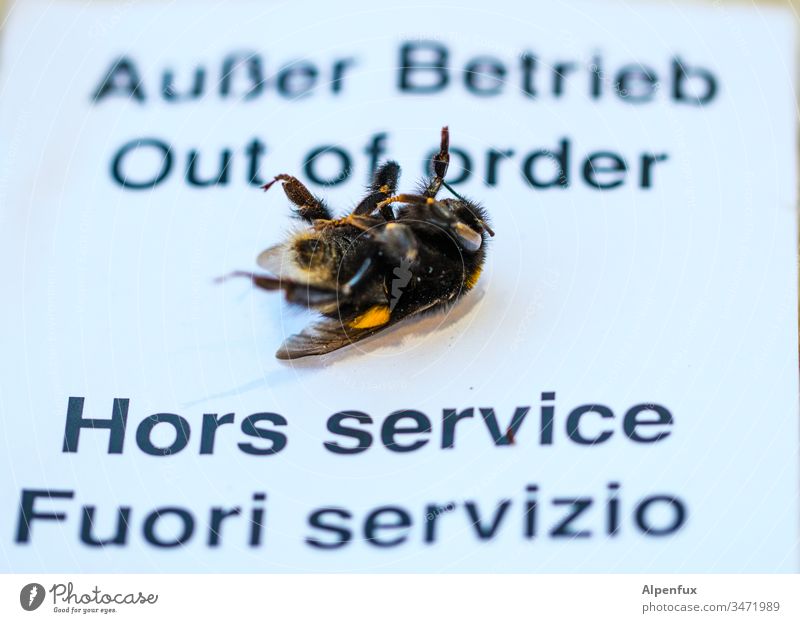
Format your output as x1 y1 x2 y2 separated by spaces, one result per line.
243 127 493 359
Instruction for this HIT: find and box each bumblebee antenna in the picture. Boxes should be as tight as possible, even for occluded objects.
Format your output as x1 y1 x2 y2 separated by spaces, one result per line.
442 181 495 237
442 180 464 201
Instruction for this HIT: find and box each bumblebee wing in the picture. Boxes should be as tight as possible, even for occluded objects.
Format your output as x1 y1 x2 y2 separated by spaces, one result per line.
256 242 287 273
275 292 455 360
256 242 316 283
257 236 335 287
276 318 377 359
276 302 403 359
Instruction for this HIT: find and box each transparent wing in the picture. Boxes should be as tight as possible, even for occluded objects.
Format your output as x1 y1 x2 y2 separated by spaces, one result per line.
276 317 389 360
256 238 334 287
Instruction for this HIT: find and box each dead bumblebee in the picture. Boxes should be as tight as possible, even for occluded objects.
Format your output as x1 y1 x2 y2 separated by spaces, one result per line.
239 127 494 359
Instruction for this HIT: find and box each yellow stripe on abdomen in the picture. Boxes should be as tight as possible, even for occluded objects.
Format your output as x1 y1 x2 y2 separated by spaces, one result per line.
349 305 391 329
466 267 482 289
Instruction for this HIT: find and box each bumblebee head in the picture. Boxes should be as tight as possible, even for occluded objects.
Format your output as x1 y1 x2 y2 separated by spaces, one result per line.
429 198 494 253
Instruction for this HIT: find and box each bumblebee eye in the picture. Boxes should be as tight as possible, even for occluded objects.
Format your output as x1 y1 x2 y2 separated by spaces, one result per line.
453 221 482 252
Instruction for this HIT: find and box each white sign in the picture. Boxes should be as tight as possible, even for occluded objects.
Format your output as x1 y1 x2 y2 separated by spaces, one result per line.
0 0 797 572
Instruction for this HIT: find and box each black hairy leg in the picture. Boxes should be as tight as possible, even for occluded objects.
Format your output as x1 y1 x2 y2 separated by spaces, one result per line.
262 174 332 222
353 160 401 221
421 125 450 198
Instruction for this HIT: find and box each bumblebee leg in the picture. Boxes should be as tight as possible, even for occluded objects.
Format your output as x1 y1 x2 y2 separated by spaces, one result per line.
346 214 383 230
262 174 332 223
376 193 439 211
214 270 282 290
215 270 339 307
421 126 450 198
312 213 381 232
352 161 400 220
376 192 490 236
